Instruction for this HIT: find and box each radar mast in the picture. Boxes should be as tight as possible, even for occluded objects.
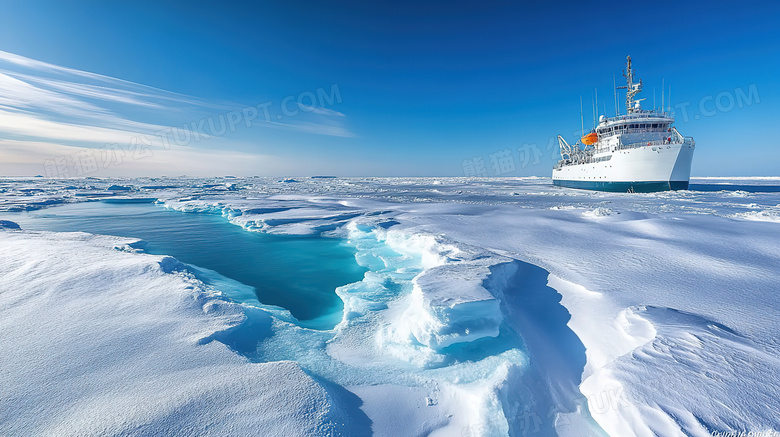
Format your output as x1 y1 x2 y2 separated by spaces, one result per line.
616 55 644 113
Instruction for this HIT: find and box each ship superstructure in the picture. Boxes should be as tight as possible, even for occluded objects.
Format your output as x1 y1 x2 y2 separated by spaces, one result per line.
552 56 695 192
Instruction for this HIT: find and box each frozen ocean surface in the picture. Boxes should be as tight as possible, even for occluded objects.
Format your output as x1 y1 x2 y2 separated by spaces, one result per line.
8 201 365 329
1 176 779 437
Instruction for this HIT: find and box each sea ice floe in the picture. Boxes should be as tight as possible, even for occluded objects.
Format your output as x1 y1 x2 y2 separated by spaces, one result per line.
732 209 780 223
582 206 616 218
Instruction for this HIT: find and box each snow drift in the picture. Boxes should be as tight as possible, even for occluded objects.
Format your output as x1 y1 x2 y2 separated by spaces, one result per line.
0 230 365 436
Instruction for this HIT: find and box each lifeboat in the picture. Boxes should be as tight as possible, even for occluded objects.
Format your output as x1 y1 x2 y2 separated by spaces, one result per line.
581 132 598 145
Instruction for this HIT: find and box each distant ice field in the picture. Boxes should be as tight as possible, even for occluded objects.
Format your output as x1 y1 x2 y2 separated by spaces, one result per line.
1 176 778 437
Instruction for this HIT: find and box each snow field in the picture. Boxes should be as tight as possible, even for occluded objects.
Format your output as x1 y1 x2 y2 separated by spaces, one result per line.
2 176 780 436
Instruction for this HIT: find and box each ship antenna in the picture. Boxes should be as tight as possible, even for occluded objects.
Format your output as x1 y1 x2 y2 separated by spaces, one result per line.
616 55 643 114
595 87 599 125
662 78 664 113
613 75 618 116
580 95 584 137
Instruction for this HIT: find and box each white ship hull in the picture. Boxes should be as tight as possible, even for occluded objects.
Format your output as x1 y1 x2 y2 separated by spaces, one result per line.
552 142 694 192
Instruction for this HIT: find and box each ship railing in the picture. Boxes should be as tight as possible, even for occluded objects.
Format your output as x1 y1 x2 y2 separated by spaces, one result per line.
606 111 673 123
555 149 595 167
616 137 686 151
601 127 675 137
670 127 695 147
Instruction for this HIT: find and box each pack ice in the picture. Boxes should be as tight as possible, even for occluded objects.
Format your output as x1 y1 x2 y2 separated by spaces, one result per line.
1 176 779 437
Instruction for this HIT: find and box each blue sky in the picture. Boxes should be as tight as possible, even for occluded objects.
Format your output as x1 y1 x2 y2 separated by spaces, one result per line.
0 0 778 176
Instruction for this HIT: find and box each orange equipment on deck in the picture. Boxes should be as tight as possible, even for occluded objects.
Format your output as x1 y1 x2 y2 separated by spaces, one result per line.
581 132 598 145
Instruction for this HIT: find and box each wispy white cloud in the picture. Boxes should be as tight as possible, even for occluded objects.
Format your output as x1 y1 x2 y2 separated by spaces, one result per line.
11 73 166 108
268 119 355 137
0 138 286 177
297 102 346 117
0 50 354 175
0 108 169 146
0 50 230 110
0 72 110 118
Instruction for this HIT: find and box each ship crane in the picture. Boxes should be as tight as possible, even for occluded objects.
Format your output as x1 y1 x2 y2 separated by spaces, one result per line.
557 135 573 160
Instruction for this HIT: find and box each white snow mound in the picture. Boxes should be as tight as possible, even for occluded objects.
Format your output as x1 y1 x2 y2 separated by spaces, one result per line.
0 231 357 436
